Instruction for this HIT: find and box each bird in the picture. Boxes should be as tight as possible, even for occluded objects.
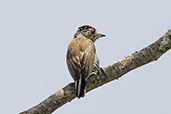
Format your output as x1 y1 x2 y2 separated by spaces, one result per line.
66 25 105 98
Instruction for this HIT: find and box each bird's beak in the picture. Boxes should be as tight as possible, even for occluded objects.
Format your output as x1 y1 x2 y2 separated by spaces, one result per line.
95 33 106 39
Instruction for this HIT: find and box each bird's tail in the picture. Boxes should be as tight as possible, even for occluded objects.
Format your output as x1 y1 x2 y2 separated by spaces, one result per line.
75 75 86 98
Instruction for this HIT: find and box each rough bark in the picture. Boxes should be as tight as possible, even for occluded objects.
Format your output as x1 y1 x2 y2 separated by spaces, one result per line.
20 30 171 114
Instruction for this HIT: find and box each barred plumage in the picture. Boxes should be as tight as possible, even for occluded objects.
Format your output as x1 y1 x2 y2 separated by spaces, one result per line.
66 25 105 98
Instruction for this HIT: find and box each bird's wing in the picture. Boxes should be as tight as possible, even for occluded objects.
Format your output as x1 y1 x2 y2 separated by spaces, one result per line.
79 41 95 79
81 47 95 78
66 38 95 80
67 52 81 81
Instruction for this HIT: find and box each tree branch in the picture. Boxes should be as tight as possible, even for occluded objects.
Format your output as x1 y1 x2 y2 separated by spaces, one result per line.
20 30 171 114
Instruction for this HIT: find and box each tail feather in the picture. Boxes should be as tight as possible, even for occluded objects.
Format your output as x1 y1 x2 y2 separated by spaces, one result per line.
75 76 86 98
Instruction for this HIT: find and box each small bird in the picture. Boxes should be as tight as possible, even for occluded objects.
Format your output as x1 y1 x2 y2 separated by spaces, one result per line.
66 25 105 98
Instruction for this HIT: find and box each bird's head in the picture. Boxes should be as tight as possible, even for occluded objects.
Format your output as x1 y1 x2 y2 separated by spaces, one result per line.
74 25 105 42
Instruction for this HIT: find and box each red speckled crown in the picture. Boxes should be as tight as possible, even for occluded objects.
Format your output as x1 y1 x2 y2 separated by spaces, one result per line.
85 25 96 30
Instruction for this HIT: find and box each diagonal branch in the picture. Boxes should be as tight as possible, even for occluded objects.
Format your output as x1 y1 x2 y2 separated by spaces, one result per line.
20 30 171 114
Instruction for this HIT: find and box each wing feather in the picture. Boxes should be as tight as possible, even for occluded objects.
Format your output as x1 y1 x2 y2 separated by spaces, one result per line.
66 38 95 81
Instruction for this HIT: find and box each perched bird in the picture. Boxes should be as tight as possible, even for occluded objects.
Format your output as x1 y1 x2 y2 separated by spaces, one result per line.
66 25 105 98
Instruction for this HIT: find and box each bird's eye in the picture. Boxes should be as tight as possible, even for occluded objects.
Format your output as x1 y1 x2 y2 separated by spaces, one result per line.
90 29 95 34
